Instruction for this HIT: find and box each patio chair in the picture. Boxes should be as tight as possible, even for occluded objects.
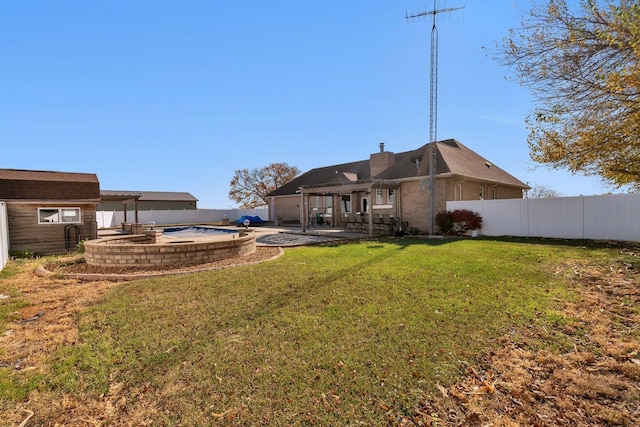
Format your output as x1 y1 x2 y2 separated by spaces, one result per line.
374 214 386 234
385 215 397 234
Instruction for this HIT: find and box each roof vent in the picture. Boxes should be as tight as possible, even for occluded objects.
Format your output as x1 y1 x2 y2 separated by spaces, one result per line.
379 142 385 153
485 162 492 168
410 153 423 170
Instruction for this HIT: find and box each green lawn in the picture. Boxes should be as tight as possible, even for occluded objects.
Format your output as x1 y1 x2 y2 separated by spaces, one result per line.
4 237 630 424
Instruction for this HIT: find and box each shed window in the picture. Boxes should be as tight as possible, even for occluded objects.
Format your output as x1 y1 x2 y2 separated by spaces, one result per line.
38 208 81 224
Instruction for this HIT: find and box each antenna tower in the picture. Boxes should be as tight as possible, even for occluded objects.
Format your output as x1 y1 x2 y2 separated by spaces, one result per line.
406 1 462 235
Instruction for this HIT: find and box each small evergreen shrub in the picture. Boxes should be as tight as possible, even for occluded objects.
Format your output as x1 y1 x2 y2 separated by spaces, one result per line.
408 227 422 235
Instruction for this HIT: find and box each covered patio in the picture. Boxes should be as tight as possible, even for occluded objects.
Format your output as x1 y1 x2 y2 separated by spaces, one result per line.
297 180 404 237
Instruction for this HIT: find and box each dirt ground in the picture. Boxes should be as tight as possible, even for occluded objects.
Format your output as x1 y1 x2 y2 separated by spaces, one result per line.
1 247 639 426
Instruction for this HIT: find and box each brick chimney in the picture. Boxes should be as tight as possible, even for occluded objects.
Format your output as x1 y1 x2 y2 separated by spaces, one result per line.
370 142 395 177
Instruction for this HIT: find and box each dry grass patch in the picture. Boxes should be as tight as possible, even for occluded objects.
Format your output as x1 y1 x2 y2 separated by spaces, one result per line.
411 252 640 426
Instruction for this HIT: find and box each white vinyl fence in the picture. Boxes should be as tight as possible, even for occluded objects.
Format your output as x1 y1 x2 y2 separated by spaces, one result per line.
447 193 640 242
96 208 269 229
0 201 8 271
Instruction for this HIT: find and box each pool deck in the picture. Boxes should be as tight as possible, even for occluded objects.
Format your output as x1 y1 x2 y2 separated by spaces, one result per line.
252 226 365 247
98 225 367 247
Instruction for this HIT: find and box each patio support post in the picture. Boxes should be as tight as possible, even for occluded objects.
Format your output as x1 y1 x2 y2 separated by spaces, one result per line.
368 183 374 237
300 189 306 233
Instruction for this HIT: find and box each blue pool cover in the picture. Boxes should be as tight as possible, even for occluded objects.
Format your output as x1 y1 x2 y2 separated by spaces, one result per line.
235 215 266 226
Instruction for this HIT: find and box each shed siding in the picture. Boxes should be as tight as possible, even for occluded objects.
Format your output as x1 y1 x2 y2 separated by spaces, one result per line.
7 203 97 255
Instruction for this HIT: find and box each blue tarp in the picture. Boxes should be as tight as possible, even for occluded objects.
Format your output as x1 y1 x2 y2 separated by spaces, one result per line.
235 215 266 226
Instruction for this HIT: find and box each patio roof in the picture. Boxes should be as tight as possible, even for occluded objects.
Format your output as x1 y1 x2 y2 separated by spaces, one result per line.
298 180 400 195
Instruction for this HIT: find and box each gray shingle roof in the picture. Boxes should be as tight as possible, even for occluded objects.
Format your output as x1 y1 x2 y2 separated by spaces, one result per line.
269 139 527 196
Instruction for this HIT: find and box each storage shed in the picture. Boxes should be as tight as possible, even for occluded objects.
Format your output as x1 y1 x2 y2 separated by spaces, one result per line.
0 169 101 255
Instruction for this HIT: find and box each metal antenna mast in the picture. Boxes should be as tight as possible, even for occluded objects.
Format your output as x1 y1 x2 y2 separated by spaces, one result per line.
407 1 462 235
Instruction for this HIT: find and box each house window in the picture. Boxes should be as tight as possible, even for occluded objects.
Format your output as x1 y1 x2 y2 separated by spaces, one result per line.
314 196 322 209
341 195 352 213
491 187 497 200
457 184 463 201
38 208 81 224
375 188 384 204
325 196 333 215
479 187 484 200
387 189 395 203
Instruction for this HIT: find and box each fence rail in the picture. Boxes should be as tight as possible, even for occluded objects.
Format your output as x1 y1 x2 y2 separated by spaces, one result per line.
447 193 640 242
96 208 269 229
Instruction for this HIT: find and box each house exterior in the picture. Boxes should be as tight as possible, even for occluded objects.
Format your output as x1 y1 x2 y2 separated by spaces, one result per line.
0 169 101 255
268 139 528 234
98 190 198 211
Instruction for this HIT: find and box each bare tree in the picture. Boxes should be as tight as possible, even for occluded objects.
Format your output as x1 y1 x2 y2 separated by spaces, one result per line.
497 0 640 190
527 183 563 198
229 162 300 208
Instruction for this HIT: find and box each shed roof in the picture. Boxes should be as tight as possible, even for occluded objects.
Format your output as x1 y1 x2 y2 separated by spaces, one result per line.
0 169 101 201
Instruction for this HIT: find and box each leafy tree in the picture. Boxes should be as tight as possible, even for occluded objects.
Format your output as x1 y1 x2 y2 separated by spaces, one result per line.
498 0 640 190
228 162 300 208
527 183 563 198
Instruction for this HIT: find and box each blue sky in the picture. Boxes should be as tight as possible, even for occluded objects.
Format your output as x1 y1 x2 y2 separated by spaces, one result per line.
0 1 619 208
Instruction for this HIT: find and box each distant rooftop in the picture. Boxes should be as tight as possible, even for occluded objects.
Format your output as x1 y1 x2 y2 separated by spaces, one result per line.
100 190 198 202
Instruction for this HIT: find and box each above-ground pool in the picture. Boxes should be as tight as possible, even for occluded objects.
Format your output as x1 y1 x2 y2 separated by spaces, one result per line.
84 226 255 267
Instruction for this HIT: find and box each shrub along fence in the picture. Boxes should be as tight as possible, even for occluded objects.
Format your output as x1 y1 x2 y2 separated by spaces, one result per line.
96 208 269 229
447 193 640 242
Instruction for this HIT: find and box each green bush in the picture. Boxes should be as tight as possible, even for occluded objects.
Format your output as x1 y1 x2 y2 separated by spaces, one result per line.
435 209 483 235
9 248 35 259
77 239 89 253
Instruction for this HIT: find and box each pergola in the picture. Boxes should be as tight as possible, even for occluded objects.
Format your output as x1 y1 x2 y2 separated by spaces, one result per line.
298 180 401 237
99 192 141 225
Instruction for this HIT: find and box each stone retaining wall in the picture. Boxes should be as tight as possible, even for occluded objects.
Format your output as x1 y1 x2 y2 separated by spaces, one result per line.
84 231 256 267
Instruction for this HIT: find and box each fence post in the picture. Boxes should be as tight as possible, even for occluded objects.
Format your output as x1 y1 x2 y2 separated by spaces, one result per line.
581 196 585 239
0 201 9 271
